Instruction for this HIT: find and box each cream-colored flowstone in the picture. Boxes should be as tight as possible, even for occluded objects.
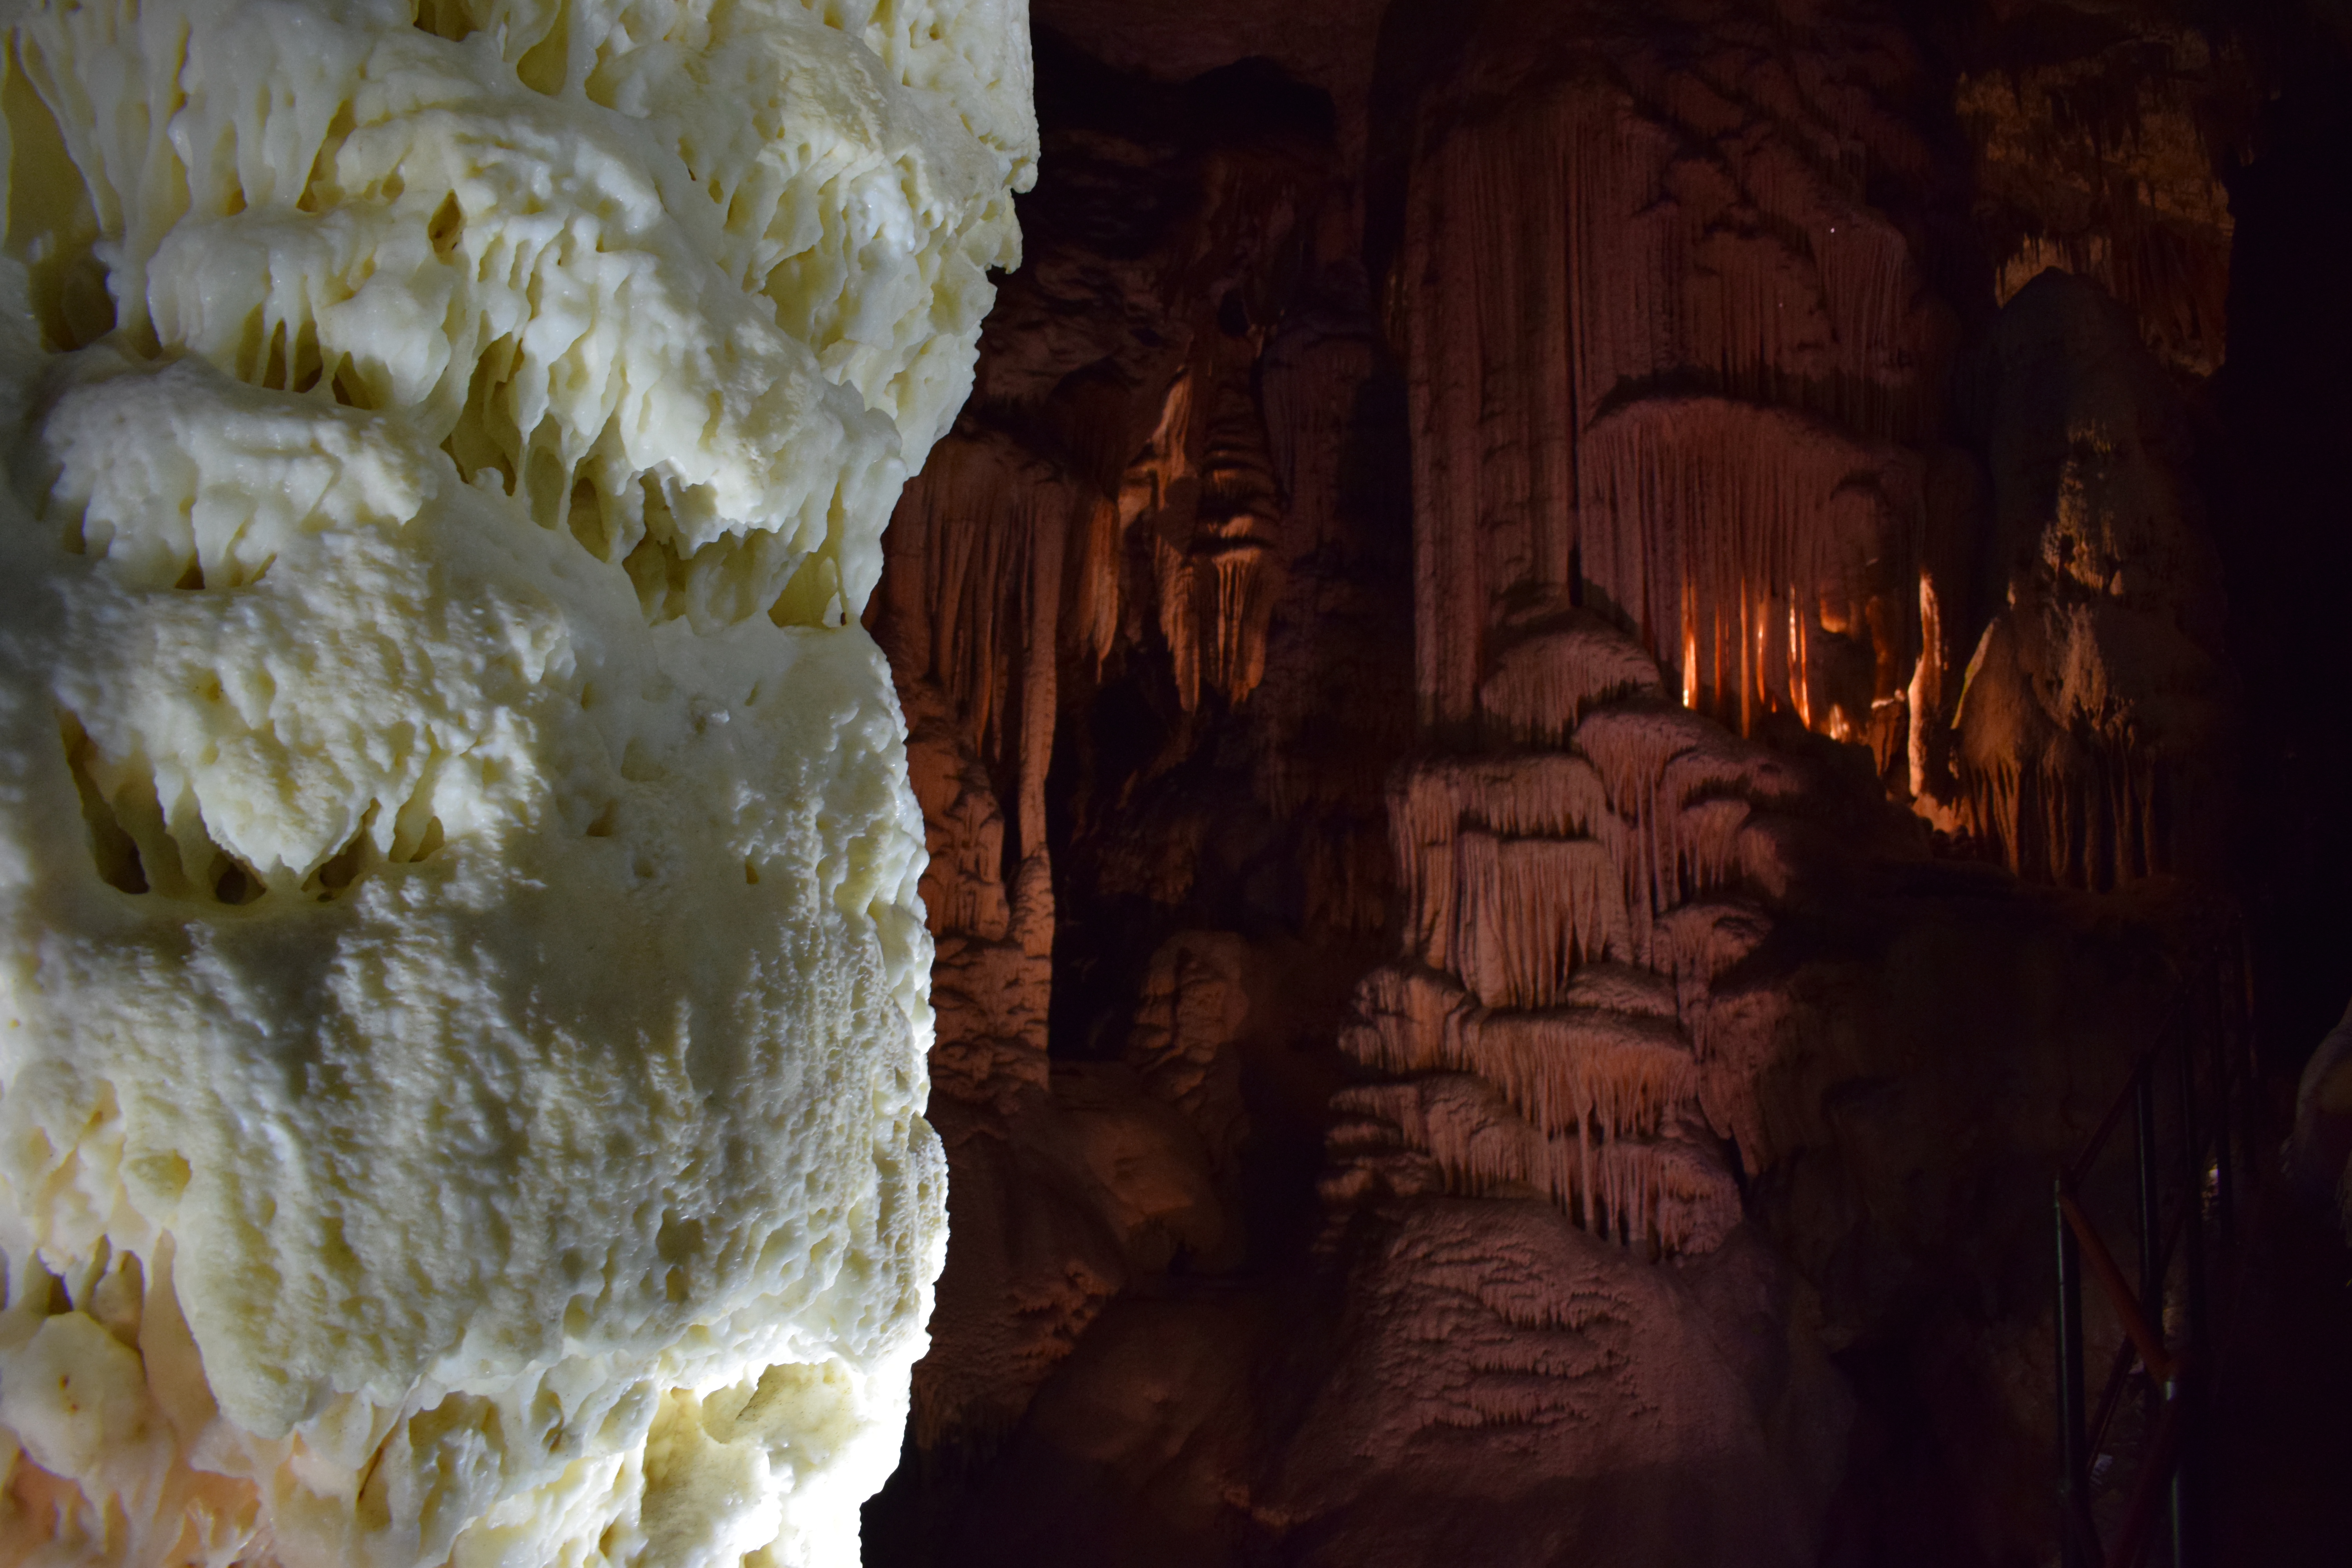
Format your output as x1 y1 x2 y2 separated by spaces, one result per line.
0 0 1032 1561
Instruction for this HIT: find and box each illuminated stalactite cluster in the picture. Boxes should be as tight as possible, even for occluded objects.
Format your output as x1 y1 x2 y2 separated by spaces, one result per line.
1573 401 1922 746
866 50 1410 1458
1325 613 1820 1257
1399 2 1950 760
1319 0 1941 1261
1394 0 2233 891
1113 364 1291 713
855 4 2276 1563
882 433 1094 852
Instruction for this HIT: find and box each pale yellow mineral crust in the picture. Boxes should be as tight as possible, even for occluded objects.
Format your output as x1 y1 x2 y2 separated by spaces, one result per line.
0 0 1033 1561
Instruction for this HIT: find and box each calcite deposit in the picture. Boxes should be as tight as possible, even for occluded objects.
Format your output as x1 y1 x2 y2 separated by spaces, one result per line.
1397 0 1949 754
1948 270 2232 888
0 0 1032 1562
13 0 2334 1557
853 2 2334 1565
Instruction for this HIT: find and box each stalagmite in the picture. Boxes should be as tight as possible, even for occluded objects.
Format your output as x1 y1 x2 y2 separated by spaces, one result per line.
1334 615 1783 1258
0 0 1035 1561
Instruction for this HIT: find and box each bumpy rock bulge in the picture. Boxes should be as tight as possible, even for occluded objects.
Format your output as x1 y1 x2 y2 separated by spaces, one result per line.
0 0 1033 1563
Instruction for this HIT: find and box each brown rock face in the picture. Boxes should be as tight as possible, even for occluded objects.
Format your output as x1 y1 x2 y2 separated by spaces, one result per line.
866 37 1406 1488
1956 18 2245 377
1945 269 2231 888
857 0 2352 1563
1267 1206 1851 1568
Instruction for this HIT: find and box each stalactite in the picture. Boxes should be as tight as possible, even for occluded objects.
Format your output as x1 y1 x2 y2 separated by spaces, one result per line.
1449 832 1630 1007
1328 1077 1737 1255
1071 492 1124 682
876 435 1105 1108
1677 980 1798 1173
1955 748 2170 891
1339 620 1796 1257
1344 965 1699 1142
1403 35 1948 736
1657 901 1774 1027
1388 754 1615 975
1258 306 1379 563
1564 702 1803 962
1556 961 1682 1019
1956 29 2238 378
875 429 1107 866
1477 611 1668 747
905 681 1015 944
1194 539 1284 706
1572 399 1917 737
1246 297 1402 861
1122 339 1292 713
902 679 1056 1103
1952 642 2188 893
1392 754 1615 848
1121 369 1197 530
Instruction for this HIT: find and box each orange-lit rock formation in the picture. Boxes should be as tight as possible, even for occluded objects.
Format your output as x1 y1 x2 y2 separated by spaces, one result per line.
865 42 1403 1471
1328 616 1800 1256
1398 0 1950 760
1946 270 2231 887
855 1 2309 1564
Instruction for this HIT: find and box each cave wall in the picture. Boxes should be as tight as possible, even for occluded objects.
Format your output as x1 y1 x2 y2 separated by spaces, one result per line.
854 0 2339 1561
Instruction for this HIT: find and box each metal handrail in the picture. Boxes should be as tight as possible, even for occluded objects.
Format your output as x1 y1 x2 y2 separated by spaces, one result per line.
2090 1197 2189 1460
2060 1187 2172 1381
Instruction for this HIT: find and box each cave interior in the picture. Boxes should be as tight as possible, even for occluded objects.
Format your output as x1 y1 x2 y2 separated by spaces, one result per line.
857 0 2352 1562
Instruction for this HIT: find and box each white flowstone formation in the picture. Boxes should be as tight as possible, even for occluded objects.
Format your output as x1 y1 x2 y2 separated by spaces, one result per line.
0 0 1033 1561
